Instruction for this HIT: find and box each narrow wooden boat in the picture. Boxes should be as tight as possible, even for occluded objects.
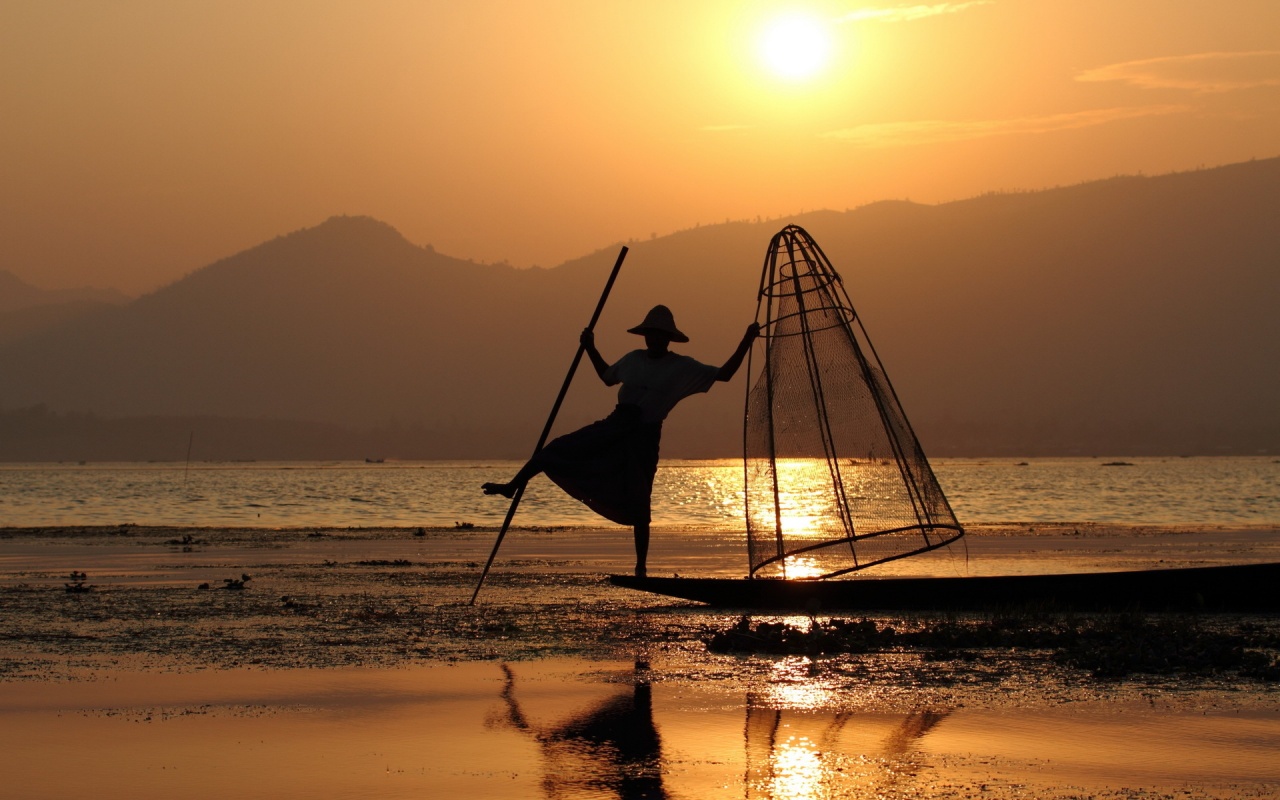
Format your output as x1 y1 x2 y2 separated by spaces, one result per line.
610 562 1280 612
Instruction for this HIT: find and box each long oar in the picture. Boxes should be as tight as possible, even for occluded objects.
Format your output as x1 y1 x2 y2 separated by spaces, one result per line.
469 245 629 604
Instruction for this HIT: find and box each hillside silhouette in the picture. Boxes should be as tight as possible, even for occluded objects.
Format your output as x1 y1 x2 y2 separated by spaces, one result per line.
0 270 129 314
0 270 130 347
2 158 1277 460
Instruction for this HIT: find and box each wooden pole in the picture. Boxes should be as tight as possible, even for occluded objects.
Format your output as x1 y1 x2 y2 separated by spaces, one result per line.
469 245 629 604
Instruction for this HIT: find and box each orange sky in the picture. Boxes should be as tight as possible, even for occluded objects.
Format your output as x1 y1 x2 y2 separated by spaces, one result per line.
3 0 1278 294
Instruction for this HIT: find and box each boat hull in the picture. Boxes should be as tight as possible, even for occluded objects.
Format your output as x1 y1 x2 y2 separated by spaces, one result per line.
609 562 1280 612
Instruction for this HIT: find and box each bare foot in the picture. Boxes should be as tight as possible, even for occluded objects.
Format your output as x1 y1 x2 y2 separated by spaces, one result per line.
482 482 517 499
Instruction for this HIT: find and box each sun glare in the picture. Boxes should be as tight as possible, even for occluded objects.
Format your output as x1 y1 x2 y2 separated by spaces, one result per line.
758 13 833 81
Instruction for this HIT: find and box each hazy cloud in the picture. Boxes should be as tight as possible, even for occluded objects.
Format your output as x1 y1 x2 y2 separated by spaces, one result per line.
821 105 1189 147
1077 51 1280 93
838 1 993 24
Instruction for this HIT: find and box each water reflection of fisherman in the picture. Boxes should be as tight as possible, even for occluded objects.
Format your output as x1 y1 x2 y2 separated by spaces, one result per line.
495 662 668 799
745 695 949 799
483 305 759 576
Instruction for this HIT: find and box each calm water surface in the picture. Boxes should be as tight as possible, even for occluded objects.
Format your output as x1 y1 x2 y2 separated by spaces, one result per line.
0 457 1276 529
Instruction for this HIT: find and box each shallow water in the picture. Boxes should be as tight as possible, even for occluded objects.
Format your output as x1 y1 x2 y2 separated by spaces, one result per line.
2 524 1279 799
1 659 1277 800
1 456 1276 529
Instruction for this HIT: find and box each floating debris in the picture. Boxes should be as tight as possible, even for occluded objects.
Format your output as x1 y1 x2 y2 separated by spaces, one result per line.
64 571 92 593
222 573 252 590
704 613 1280 681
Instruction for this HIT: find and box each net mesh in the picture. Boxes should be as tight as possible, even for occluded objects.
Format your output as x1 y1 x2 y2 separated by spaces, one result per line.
743 225 962 579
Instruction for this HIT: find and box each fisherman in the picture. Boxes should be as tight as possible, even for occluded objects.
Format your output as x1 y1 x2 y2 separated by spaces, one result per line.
483 305 759 577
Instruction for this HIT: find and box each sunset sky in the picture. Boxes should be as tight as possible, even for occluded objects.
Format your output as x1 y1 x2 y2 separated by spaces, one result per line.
3 0 1278 294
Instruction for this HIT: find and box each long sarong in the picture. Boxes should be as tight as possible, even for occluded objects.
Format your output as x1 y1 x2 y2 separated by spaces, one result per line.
535 404 661 526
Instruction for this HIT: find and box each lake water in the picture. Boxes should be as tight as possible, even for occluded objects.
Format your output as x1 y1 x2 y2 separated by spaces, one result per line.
1 456 1276 529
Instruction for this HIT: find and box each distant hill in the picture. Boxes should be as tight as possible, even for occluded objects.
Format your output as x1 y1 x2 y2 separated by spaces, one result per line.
1 159 1277 460
0 270 131 347
0 270 130 313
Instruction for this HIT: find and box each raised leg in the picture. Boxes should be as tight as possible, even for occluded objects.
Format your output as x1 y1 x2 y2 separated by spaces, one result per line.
482 459 543 498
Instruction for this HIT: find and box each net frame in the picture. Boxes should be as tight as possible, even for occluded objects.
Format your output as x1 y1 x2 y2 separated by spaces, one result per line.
743 225 963 580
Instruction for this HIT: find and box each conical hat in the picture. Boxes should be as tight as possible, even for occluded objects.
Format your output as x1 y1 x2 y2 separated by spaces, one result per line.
627 305 689 342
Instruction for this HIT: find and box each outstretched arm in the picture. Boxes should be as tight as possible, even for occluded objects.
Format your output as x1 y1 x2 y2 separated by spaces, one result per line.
580 329 615 385
717 322 761 381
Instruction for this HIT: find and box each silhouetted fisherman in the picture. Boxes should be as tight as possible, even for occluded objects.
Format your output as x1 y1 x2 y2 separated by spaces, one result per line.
484 305 758 576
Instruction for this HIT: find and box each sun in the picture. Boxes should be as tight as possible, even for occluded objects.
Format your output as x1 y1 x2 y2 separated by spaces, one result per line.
758 13 833 81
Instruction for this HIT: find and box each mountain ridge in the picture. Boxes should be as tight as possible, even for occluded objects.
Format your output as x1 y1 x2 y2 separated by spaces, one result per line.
0 270 132 347
2 158 1277 459
0 270 131 313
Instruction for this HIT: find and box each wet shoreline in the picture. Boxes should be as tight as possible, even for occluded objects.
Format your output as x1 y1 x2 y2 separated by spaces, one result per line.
2 524 1278 798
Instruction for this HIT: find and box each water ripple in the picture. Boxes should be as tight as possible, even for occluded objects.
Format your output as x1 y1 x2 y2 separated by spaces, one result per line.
0 457 1274 529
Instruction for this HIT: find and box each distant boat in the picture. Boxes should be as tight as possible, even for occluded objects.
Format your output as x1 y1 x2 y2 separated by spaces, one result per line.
364 458 385 463
607 226 1278 614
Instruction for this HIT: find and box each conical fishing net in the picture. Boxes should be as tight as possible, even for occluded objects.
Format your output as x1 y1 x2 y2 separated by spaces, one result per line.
744 225 963 579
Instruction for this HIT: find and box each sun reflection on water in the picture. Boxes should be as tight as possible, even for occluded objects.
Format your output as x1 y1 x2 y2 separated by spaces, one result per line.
748 458 841 541
779 556 825 580
761 656 835 709
769 734 825 800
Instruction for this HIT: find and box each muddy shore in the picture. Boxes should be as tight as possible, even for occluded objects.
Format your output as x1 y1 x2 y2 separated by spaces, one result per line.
2 523 1278 798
